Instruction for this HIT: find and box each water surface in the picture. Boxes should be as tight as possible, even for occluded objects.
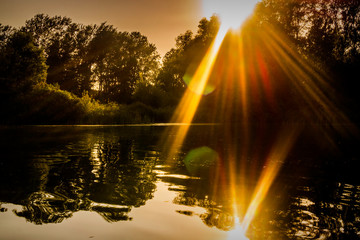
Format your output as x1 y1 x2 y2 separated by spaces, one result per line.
0 125 359 240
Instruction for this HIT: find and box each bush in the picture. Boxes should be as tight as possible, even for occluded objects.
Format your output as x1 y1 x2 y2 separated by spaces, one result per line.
6 83 174 125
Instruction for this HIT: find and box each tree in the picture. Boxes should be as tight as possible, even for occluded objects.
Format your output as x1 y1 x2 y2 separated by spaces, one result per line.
253 0 360 65
21 14 160 104
88 24 160 103
23 14 96 95
156 16 220 98
0 31 47 94
253 0 360 122
0 24 16 48
0 31 48 123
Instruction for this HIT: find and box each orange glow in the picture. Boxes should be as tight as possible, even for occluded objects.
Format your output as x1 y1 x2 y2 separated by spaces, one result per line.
186 25 228 96
161 4 355 239
240 127 299 233
159 25 227 162
227 215 249 240
160 0 260 162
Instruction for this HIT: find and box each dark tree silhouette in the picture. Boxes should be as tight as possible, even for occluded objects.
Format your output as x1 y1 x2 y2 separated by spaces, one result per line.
22 14 160 104
0 31 47 93
23 14 96 95
88 24 160 103
0 31 47 122
253 0 360 123
156 16 220 100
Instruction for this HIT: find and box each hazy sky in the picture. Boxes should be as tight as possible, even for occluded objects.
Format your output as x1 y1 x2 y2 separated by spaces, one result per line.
0 0 259 57
0 0 204 57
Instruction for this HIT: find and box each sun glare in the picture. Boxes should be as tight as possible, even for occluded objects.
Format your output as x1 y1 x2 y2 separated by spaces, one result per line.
202 0 259 30
160 1 355 239
160 1 260 155
228 217 249 240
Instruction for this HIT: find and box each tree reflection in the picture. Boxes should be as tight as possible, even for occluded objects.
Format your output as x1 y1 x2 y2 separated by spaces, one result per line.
0 126 159 224
200 209 234 231
250 180 360 239
13 192 78 224
0 204 8 213
0 126 359 239
282 181 360 240
169 169 360 239
92 205 131 222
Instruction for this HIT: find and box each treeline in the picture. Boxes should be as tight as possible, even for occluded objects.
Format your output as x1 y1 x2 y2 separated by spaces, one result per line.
0 14 220 124
1 0 359 124
0 15 165 124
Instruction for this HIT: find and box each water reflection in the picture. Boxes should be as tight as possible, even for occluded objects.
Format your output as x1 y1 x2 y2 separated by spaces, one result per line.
0 126 359 239
0 126 158 224
244 179 360 240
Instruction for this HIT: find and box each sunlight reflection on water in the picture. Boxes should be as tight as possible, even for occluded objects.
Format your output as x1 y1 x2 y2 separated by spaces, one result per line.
0 126 359 240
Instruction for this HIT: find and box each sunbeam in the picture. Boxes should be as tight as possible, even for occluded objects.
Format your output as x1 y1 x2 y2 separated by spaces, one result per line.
158 26 227 162
160 1 355 239
240 126 300 233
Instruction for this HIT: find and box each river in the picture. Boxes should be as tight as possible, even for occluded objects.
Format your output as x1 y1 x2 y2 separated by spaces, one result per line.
0 125 359 240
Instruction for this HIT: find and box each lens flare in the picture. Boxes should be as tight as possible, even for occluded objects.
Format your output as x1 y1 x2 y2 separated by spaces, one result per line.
183 146 219 175
240 126 300 233
158 26 227 162
183 25 228 96
159 1 260 161
160 2 355 239
227 216 249 240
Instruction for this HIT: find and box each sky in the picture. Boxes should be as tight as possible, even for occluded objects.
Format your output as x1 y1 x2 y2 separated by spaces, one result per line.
0 0 259 57
0 0 203 57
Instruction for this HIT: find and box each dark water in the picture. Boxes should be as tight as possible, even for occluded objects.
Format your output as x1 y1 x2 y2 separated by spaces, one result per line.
0 125 359 240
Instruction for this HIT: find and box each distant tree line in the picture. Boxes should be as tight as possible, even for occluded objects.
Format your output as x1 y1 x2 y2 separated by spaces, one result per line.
0 0 359 124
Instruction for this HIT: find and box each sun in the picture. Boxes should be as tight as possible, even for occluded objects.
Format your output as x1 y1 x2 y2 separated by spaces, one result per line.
202 0 259 30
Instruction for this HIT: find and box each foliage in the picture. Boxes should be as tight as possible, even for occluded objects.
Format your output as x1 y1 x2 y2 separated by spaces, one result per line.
0 30 48 123
0 24 16 48
88 24 160 103
0 81 172 125
22 14 160 104
1 4 360 124
156 16 220 100
22 14 91 95
0 31 47 94
254 0 360 65
253 0 360 122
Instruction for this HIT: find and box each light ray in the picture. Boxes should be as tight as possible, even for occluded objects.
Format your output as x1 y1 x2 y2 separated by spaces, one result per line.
159 25 227 162
185 25 228 96
160 0 260 163
227 213 249 240
240 126 299 233
259 23 355 137
161 2 355 239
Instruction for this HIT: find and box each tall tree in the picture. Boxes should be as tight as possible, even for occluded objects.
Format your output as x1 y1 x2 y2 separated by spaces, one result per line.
23 14 96 95
0 31 47 94
157 16 220 97
22 14 160 103
253 0 360 121
0 31 48 122
253 0 360 65
88 24 160 103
